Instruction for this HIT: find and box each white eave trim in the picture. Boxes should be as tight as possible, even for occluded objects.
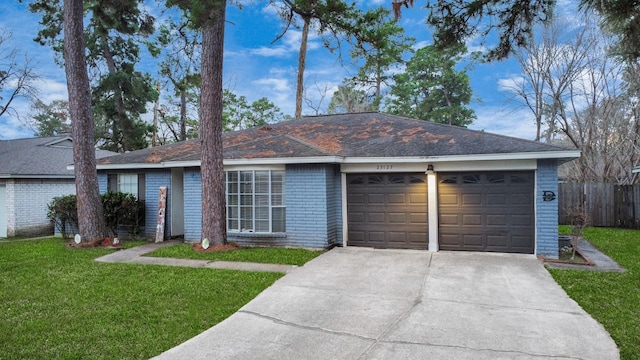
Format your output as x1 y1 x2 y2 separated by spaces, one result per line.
341 150 581 164
92 150 580 170
94 156 345 170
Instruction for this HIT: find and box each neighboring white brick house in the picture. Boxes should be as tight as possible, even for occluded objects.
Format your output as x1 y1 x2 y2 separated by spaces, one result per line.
0 136 113 237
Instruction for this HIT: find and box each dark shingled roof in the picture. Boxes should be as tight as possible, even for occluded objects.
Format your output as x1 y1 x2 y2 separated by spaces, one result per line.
97 112 575 166
0 136 114 178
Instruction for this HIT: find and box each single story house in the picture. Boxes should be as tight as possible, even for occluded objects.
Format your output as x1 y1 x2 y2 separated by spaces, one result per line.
96 112 579 258
0 136 113 237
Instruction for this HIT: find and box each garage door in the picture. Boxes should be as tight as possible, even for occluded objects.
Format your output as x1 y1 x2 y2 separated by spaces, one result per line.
438 172 534 253
0 185 6 238
347 173 428 249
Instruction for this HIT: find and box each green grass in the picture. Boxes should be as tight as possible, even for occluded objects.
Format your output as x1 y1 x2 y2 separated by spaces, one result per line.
146 243 324 266
548 227 640 359
0 238 283 359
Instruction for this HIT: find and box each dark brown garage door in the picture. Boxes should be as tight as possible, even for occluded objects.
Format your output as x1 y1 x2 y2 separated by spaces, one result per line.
438 172 534 253
347 173 428 249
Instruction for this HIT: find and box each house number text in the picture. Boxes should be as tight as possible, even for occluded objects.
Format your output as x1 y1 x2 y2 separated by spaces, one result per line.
376 164 393 170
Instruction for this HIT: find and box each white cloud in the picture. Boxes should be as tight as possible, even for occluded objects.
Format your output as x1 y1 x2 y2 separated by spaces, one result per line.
249 29 320 58
497 75 524 93
469 105 538 140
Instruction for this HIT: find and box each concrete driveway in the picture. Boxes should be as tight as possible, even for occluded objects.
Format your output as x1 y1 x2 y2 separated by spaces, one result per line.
153 248 619 360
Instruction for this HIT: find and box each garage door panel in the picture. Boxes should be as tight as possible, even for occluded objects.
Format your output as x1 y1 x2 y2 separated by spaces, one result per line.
440 214 459 225
388 232 407 243
388 212 406 223
462 214 483 226
368 232 386 243
486 193 507 205
409 193 427 204
512 214 533 226
462 194 482 205
348 193 365 204
438 171 534 254
463 234 483 247
487 214 507 226
388 193 406 204
367 212 385 223
409 212 427 224
347 173 428 250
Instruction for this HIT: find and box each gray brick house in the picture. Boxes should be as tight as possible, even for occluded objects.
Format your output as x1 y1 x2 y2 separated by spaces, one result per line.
0 136 113 237
96 113 579 258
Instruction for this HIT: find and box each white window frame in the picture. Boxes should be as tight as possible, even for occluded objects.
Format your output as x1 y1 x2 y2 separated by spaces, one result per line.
117 174 138 197
226 170 285 233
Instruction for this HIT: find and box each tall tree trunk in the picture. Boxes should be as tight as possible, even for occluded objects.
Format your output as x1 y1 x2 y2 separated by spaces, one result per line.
180 88 187 141
295 16 310 119
152 82 160 146
200 0 227 245
63 0 107 242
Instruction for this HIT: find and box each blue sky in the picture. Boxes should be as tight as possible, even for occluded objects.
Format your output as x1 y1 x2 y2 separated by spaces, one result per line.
0 0 576 141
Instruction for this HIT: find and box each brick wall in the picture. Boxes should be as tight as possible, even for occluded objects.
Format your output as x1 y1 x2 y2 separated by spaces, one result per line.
284 164 336 248
7 178 76 237
182 165 339 248
536 159 559 258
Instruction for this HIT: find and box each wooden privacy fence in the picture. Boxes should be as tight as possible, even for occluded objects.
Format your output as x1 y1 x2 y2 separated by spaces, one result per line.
558 183 640 228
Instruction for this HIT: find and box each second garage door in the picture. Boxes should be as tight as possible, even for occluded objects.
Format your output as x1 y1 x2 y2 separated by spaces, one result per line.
438 171 535 253
347 173 428 249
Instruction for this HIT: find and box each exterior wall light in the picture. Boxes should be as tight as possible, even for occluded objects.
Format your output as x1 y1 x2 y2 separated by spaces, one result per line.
425 164 435 175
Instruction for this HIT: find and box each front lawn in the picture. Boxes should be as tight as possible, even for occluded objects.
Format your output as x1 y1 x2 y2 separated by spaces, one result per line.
549 227 640 360
0 238 283 359
146 243 323 266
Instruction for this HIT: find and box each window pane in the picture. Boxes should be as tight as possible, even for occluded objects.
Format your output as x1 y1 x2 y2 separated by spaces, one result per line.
254 220 268 232
271 194 283 206
228 194 239 206
487 174 505 183
255 206 269 219
440 175 457 184
271 171 284 183
118 174 138 197
368 175 384 184
272 207 286 232
255 194 269 207
389 175 405 184
463 174 481 184
241 194 253 206
228 219 239 231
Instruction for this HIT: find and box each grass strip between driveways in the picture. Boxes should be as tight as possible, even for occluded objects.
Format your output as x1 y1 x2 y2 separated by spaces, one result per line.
549 227 640 360
145 243 323 266
0 238 283 360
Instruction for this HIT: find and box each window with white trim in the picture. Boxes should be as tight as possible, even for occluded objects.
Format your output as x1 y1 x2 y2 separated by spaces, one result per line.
108 173 145 200
117 174 139 197
226 170 285 233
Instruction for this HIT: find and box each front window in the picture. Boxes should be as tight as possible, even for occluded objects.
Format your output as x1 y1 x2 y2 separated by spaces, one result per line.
226 170 285 233
118 174 139 197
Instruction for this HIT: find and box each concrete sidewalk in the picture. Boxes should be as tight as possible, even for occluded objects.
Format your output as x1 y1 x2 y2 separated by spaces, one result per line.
152 248 619 360
95 241 297 273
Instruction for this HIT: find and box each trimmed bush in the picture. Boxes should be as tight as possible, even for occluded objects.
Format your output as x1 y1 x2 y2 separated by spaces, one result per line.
48 192 145 240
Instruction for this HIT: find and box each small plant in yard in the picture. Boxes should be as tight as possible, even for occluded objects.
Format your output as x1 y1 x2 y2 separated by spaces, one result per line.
564 205 590 260
48 192 145 241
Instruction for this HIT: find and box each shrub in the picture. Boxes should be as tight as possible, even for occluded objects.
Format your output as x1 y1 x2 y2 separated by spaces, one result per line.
48 192 145 240
47 195 78 240
102 191 145 238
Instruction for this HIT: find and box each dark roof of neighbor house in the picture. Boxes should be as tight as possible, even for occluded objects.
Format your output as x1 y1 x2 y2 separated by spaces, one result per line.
0 136 114 178
97 112 578 166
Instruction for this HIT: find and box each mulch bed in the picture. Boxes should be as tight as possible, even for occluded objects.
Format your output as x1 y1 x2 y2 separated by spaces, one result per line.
191 241 240 253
